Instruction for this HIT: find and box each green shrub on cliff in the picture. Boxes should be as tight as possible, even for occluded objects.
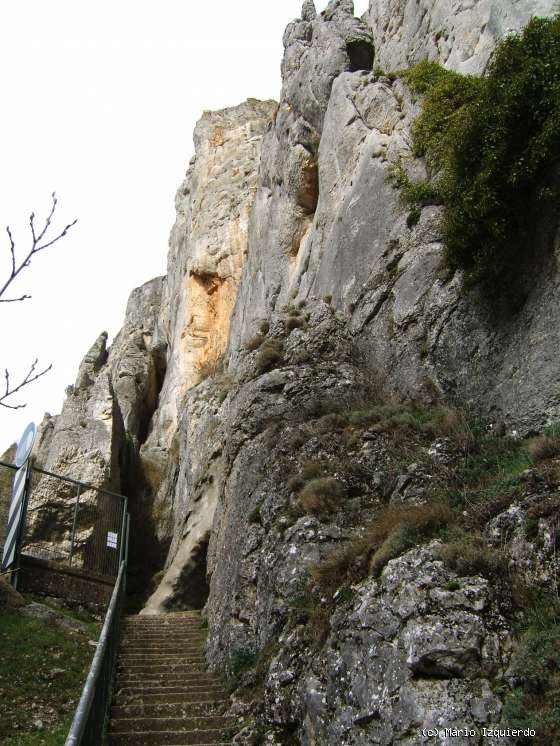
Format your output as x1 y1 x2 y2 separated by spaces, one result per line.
399 15 560 287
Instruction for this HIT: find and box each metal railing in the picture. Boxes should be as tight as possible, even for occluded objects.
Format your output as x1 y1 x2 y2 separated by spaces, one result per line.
0 460 127 578
65 559 127 746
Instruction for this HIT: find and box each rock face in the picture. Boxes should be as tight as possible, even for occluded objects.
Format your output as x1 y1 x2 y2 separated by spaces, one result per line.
28 97 277 592
229 0 560 434
139 98 277 606
265 544 510 744
23 278 164 575
28 1 560 743
367 0 559 74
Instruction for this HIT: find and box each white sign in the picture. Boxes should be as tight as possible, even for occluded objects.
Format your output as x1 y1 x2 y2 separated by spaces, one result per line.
15 422 36 467
107 531 118 549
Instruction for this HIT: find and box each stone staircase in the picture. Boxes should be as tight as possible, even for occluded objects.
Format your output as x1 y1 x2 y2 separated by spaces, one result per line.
107 611 234 745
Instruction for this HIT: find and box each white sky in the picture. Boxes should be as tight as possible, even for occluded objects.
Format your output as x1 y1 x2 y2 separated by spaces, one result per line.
0 0 370 454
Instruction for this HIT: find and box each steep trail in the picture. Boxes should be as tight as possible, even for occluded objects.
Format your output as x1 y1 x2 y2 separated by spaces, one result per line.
108 611 234 745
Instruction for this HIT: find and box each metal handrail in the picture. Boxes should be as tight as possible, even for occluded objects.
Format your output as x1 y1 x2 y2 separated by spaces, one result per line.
65 559 127 745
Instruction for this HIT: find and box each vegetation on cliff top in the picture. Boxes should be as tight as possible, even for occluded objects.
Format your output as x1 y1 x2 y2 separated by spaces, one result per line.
397 15 560 288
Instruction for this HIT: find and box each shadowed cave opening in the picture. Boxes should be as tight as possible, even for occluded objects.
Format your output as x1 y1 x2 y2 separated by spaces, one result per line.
137 344 168 446
165 534 210 611
347 40 375 72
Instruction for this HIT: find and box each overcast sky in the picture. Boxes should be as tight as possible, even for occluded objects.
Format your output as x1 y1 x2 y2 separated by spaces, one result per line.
0 0 369 454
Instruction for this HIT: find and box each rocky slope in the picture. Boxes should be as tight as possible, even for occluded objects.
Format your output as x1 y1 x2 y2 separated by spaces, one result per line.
24 1 560 743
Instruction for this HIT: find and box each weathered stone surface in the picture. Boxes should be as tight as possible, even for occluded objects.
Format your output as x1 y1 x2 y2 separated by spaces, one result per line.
19 601 90 633
110 277 165 448
139 99 277 608
274 544 510 745
229 4 560 433
24 277 164 572
367 0 559 74
147 98 277 454
486 491 560 588
228 2 373 371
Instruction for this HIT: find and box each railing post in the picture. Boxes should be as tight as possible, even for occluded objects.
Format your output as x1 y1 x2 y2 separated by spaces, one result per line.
118 497 128 567
124 513 130 570
69 485 81 567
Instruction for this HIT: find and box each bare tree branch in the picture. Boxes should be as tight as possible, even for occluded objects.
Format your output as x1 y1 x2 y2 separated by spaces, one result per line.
0 193 75 409
0 192 77 302
0 360 52 410
0 295 32 303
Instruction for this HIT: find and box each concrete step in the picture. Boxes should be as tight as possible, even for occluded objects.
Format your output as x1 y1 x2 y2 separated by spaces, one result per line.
115 684 226 698
110 715 233 733
107 729 229 745
123 621 202 630
123 613 201 620
121 634 206 648
115 673 217 686
123 630 204 636
121 635 204 642
121 630 204 638
111 701 229 720
114 690 226 706
117 660 206 673
115 680 213 691
119 650 204 662
121 634 204 642
123 624 204 637
120 647 205 655
124 621 203 624
120 640 204 649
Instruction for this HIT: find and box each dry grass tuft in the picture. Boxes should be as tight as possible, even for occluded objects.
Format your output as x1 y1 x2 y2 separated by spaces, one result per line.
527 435 560 462
299 477 346 516
286 316 305 332
301 460 324 480
311 501 453 595
244 334 265 351
440 532 509 578
255 340 283 375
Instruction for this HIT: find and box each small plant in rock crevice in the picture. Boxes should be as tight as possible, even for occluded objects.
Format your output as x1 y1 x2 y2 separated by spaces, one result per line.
244 334 265 351
286 315 305 332
527 434 560 462
298 476 346 516
227 648 258 690
439 528 509 579
254 340 283 375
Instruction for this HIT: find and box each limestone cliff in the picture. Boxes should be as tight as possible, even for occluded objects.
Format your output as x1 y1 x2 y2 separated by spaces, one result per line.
367 0 560 74
26 1 560 743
